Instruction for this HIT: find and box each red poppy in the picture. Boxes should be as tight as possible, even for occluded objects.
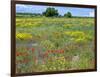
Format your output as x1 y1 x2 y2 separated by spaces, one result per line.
16 52 21 56
31 48 35 53
16 52 29 56
60 49 64 53
56 50 59 53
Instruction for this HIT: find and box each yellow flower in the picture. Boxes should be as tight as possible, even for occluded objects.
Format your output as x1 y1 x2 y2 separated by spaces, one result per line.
16 33 32 40
64 31 89 43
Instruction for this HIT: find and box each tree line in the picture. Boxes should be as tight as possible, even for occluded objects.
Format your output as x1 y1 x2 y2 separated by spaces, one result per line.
42 7 72 17
17 7 72 18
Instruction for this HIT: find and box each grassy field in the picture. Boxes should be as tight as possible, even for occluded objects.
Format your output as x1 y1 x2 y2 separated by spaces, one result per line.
16 16 95 73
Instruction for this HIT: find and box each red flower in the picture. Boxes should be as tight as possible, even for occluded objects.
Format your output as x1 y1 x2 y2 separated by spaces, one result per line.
16 52 21 56
60 49 64 53
31 48 35 53
16 52 29 56
61 50 64 53
56 50 60 53
55 49 64 54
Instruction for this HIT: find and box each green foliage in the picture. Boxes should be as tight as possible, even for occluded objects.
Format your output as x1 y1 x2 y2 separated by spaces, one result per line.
40 40 55 50
43 7 59 17
64 12 72 18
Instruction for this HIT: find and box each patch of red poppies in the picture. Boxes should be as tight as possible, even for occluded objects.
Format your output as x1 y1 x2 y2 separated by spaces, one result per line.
16 52 29 56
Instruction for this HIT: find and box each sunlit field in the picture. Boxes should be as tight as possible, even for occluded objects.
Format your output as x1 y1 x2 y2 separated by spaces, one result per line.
16 16 95 73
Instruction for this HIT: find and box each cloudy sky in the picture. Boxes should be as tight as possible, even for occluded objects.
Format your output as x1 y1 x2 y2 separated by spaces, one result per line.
16 4 95 17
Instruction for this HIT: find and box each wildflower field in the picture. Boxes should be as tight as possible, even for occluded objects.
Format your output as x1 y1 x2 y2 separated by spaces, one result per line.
16 16 95 73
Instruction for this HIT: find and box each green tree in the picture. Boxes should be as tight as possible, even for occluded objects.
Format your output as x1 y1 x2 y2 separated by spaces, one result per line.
64 12 72 18
42 7 59 17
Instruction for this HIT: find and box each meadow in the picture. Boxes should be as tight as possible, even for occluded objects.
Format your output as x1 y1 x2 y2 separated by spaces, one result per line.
16 16 95 73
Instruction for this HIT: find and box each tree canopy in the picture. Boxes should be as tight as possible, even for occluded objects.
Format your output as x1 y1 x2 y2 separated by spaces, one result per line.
42 7 59 17
64 12 72 18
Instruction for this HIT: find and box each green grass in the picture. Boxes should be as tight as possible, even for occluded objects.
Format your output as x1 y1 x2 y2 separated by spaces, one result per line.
16 16 95 73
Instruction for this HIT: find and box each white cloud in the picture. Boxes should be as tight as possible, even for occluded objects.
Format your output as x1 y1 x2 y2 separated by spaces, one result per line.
16 4 28 8
89 11 94 17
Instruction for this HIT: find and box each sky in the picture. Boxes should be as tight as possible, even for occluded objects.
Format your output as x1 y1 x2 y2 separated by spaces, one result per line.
16 4 95 17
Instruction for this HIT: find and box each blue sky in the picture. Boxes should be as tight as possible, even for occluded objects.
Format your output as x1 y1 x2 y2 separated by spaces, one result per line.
16 4 95 17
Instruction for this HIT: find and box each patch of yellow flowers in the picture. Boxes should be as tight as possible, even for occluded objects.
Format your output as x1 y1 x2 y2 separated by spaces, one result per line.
64 31 87 43
16 33 32 40
16 19 42 27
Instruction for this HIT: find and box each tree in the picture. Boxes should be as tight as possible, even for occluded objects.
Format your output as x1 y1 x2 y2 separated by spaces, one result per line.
42 7 59 17
64 12 72 18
